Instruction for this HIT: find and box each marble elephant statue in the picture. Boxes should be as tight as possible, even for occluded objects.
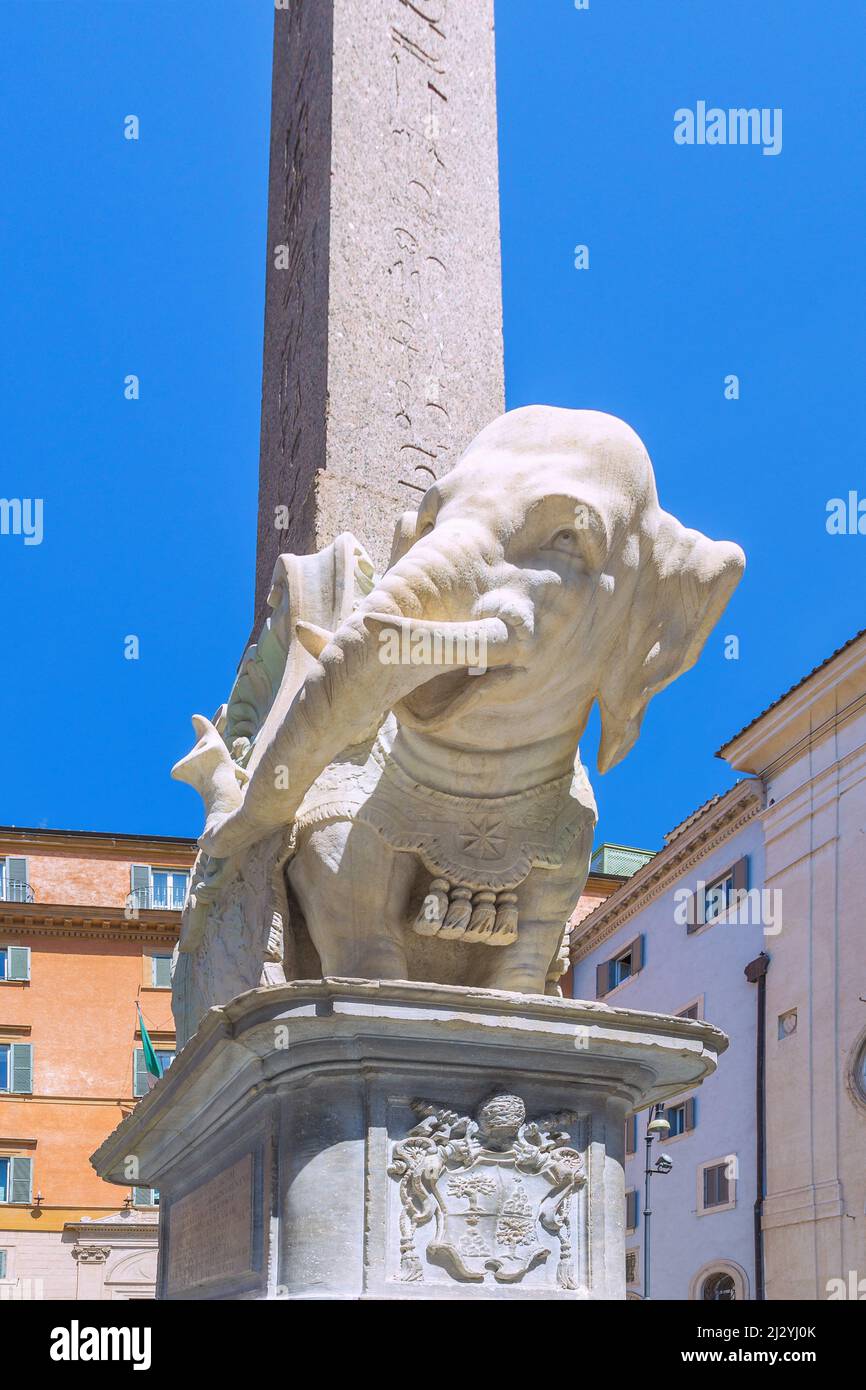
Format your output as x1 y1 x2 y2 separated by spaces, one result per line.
170 406 744 1043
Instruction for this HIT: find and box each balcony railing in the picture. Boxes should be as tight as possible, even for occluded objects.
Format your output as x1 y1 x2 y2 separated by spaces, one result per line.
0 880 35 904
126 887 187 912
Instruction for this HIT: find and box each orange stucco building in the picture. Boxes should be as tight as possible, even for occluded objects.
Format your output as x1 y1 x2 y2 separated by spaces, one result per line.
0 825 195 1299
0 822 625 1300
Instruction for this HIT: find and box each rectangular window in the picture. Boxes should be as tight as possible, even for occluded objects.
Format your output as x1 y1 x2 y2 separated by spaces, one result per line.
130 866 189 911
151 871 188 910
0 1043 33 1094
662 1097 696 1139
704 1163 729 1207
0 1249 6 1279
595 936 645 998
132 1186 160 1208
686 858 750 934
677 999 702 1020
0 1156 32 1204
625 1189 639 1232
133 1047 176 1097
0 946 31 982
667 1103 687 1137
705 871 735 922
612 951 633 986
625 1249 638 1286
698 1158 736 1214
150 953 173 989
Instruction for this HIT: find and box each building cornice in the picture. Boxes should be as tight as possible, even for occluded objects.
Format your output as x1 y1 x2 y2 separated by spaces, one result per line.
0 825 196 856
65 1218 158 1235
0 1093 138 1109
718 632 866 774
736 688 866 784
570 779 763 964
0 900 180 942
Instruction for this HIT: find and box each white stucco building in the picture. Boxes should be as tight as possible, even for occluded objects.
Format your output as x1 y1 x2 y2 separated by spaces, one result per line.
571 780 765 1300
571 627 866 1301
720 628 866 1301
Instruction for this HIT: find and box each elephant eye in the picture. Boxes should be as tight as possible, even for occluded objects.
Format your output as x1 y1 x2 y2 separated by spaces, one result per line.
546 528 581 555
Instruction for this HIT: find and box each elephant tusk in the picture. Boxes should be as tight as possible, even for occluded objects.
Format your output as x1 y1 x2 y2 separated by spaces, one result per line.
360 613 512 667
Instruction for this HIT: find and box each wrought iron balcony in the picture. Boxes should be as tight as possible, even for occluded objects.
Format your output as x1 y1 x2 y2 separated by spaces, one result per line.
0 880 35 904
125 887 187 912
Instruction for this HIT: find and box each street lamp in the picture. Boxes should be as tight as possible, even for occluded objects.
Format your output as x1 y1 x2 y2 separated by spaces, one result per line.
643 1104 673 1298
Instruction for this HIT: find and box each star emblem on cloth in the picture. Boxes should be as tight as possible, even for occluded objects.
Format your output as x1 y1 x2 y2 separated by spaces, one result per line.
458 819 507 860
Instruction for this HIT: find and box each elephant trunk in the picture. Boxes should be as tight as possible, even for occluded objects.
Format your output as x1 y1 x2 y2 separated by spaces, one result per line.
198 599 512 857
195 524 514 857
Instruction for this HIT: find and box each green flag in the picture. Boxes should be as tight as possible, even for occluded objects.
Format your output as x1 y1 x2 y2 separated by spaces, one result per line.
137 1006 162 1081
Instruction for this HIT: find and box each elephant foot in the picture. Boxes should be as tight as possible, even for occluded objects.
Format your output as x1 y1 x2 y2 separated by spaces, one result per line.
437 887 472 939
462 891 496 943
413 881 521 946
488 892 518 946
412 879 450 936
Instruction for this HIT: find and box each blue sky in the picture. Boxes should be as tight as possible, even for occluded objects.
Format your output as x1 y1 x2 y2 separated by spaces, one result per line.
1 0 864 849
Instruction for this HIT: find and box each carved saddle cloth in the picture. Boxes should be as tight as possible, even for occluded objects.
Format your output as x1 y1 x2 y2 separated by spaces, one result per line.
295 734 596 947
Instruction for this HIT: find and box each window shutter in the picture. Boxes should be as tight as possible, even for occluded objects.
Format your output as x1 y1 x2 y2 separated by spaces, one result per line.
686 887 707 934
0 1250 6 1278
11 1043 33 1094
625 1190 639 1229
4 857 28 902
7 857 27 889
130 864 150 906
133 1048 149 1097
9 947 30 981
152 954 172 990
625 1114 636 1156
596 960 612 999
132 1186 153 1207
685 1097 697 1131
630 934 645 973
704 1162 728 1208
10 1156 32 1204
732 856 749 893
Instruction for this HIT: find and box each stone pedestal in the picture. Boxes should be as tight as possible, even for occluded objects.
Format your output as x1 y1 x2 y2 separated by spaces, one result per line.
91 980 726 1301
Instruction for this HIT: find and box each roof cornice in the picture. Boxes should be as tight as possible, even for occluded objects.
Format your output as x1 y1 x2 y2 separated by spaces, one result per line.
571 779 763 964
0 825 196 855
717 629 866 770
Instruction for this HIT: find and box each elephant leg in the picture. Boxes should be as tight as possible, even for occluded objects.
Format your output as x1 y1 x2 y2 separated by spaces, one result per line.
288 820 414 980
479 828 593 994
479 918 567 994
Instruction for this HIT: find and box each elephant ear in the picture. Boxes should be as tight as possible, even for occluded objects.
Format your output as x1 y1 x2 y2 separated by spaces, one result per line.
597 517 745 773
388 510 419 568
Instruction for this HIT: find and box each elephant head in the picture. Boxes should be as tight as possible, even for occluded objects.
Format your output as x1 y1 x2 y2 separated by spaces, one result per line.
195 406 744 857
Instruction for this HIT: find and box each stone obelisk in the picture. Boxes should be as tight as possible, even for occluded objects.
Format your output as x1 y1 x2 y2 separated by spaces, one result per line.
254 0 504 628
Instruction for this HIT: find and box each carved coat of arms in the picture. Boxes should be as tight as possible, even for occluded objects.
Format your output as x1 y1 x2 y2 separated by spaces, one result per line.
388 1094 585 1289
